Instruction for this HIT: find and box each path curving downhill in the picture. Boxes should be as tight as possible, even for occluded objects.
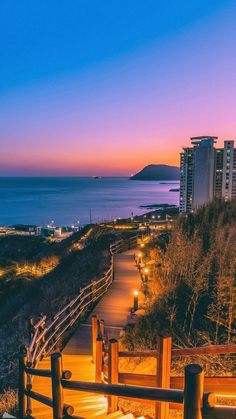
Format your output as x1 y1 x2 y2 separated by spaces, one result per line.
32 249 141 418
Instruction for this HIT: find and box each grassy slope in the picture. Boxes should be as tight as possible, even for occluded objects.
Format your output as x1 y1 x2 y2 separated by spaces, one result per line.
0 225 121 393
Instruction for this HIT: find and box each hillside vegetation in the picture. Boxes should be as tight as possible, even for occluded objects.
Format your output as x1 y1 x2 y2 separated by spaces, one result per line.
125 200 236 368
0 225 129 399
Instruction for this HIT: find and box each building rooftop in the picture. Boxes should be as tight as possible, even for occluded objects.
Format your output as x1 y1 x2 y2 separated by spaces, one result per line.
191 136 218 140
191 135 218 144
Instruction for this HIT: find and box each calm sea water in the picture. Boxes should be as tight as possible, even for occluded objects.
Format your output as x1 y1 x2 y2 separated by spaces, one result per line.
0 177 179 226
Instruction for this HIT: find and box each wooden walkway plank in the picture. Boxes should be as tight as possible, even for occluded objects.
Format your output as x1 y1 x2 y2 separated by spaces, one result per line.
63 250 140 355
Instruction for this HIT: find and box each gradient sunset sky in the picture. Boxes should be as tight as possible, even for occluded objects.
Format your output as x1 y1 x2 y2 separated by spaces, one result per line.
1 0 236 176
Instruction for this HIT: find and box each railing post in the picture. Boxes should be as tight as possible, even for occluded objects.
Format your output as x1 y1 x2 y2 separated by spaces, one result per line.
18 347 27 419
184 364 204 419
111 256 115 282
92 315 98 364
100 319 105 339
155 335 172 419
51 353 64 419
108 339 119 413
39 323 46 357
95 337 103 383
28 318 34 342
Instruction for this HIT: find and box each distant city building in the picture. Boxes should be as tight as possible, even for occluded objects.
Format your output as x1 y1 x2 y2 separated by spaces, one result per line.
180 137 236 212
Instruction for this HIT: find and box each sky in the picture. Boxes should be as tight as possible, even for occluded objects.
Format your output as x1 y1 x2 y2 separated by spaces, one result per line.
1 0 236 176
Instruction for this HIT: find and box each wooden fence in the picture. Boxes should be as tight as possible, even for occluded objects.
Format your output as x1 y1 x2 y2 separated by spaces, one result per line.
21 234 144 417
18 331 236 419
92 317 236 419
19 317 236 418
26 235 140 367
18 233 236 418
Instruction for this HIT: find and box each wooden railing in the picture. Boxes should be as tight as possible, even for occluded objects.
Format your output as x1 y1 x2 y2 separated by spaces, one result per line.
26 263 114 367
19 312 236 419
26 235 141 368
92 317 236 419
109 235 140 255
19 232 236 418
21 234 144 416
18 335 236 419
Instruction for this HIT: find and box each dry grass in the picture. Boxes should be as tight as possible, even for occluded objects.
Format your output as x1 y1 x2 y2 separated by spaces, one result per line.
118 399 183 418
0 389 17 417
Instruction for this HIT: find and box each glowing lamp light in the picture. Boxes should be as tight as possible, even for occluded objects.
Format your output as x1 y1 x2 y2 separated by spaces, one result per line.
133 290 139 311
144 267 149 282
137 252 142 265
140 243 145 248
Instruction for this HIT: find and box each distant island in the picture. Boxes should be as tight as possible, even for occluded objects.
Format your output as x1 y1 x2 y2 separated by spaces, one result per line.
130 164 180 181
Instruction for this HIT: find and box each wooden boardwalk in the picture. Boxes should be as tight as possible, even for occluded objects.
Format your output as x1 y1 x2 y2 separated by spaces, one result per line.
32 250 141 418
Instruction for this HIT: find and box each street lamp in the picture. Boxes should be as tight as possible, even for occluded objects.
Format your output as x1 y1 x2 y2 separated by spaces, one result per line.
137 252 142 265
133 290 139 311
144 267 149 282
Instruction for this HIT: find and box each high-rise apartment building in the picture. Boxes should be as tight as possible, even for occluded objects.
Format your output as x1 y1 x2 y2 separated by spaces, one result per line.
180 137 236 212
180 148 194 213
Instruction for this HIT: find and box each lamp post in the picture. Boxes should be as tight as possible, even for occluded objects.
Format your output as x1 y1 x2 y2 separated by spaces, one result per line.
133 290 139 311
137 252 142 265
144 267 149 282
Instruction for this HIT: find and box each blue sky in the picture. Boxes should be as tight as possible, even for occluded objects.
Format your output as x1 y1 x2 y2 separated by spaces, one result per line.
1 0 236 175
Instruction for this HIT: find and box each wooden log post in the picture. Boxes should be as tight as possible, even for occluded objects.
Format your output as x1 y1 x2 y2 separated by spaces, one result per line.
39 323 46 357
95 337 103 383
51 353 64 419
100 319 105 339
155 335 172 419
92 315 98 364
111 256 115 282
28 318 34 343
18 348 27 419
107 339 119 413
184 364 204 419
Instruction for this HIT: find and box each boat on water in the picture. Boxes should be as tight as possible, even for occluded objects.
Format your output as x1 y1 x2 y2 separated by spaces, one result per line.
92 176 102 179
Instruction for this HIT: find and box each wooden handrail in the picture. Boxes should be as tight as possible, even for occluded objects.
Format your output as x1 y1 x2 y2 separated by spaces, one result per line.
26 235 138 367
33 315 46 330
25 367 52 378
172 344 236 357
61 379 184 404
28 264 113 362
20 343 236 419
118 343 236 359
118 373 236 395
25 390 74 416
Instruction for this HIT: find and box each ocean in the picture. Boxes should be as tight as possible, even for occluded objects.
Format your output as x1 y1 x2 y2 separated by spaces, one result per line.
0 177 179 226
